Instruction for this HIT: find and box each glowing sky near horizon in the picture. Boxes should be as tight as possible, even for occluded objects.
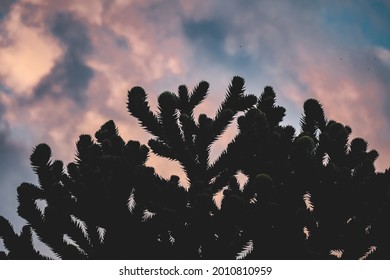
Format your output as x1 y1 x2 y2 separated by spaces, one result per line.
0 0 390 240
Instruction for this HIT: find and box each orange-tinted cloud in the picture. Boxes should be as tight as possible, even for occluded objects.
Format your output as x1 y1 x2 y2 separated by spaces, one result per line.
0 3 62 96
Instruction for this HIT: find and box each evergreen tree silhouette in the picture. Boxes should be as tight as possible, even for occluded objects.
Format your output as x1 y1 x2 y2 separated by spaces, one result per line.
0 76 389 259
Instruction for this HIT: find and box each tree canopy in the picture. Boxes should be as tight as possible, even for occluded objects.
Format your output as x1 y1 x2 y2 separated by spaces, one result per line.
1 76 389 259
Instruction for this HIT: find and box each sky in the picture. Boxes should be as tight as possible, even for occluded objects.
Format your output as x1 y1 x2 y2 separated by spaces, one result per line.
0 0 390 254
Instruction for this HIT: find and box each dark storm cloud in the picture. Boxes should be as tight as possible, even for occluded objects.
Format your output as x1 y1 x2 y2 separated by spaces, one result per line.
33 12 94 105
183 19 225 51
182 18 254 73
0 83 12 95
115 35 129 50
0 0 15 21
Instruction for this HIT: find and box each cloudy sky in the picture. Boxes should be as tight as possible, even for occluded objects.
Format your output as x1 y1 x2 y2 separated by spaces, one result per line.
0 0 390 249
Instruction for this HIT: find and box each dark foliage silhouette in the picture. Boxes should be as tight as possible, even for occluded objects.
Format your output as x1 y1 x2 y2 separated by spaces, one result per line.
1 76 389 259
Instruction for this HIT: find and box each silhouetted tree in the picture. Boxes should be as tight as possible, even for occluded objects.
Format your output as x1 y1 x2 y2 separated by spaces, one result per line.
1 76 389 259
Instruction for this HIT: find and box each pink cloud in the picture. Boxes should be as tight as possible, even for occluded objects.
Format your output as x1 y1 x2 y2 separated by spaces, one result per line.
0 3 62 96
292 44 390 170
0 0 189 167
